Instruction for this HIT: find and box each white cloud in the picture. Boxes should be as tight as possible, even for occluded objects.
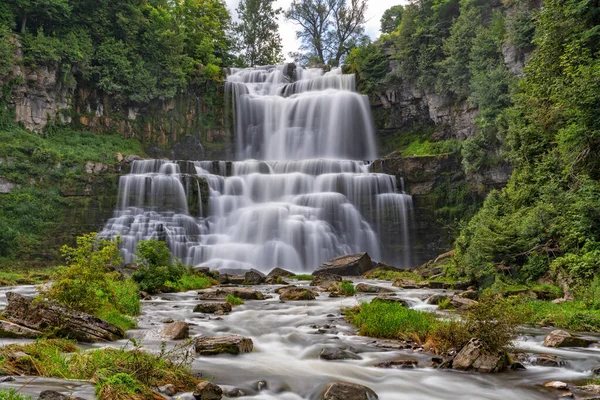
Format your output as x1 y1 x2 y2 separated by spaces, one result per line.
226 0 408 62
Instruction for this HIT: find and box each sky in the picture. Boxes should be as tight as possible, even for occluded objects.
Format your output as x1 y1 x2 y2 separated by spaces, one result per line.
224 0 408 62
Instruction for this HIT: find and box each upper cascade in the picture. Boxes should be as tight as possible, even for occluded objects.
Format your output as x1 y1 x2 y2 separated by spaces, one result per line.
226 64 377 161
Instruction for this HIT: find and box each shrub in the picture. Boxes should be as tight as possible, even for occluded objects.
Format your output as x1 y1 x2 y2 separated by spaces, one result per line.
226 294 244 306
132 240 185 293
340 281 356 296
0 389 30 400
96 372 149 399
167 273 213 292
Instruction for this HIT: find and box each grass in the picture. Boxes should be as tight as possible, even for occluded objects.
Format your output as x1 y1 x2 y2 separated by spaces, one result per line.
0 389 30 400
0 339 199 399
378 128 462 157
516 300 600 332
365 269 424 282
0 267 55 286
291 274 313 281
226 294 244 306
340 281 356 296
167 273 214 292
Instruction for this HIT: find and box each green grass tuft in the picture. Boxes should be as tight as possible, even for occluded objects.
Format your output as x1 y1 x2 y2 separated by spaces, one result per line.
226 294 244 306
291 274 313 281
0 389 31 400
340 281 356 296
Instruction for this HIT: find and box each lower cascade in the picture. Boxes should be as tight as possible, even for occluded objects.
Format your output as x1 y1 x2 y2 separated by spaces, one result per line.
100 158 413 272
101 64 414 272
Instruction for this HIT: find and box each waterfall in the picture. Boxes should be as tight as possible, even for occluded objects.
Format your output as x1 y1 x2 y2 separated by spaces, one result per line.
100 64 414 272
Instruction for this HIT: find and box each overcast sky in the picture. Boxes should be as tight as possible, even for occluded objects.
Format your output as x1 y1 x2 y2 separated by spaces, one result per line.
225 0 408 62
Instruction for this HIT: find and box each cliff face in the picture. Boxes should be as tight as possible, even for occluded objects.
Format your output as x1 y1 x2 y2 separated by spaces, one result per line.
2 39 232 161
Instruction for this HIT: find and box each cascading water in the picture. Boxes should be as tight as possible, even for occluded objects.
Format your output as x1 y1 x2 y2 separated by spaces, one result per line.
100 64 414 272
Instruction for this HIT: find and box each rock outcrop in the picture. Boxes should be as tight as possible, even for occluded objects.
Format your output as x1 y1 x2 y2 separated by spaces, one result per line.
161 321 189 340
452 338 508 373
2 292 124 342
314 253 373 276
543 330 596 348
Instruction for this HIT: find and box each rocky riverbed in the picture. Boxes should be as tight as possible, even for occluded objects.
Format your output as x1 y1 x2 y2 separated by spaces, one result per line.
1 279 599 400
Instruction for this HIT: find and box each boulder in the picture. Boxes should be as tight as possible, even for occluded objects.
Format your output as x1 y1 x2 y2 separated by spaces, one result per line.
38 391 71 400
321 382 378 400
0 319 43 339
219 288 265 300
275 285 297 294
194 381 223 400
193 302 232 314
228 275 246 285
427 294 450 305
243 269 266 285
355 283 392 293
195 335 253 355
158 384 177 396
161 321 189 340
376 359 418 369
267 268 295 278
460 290 479 300
320 348 361 360
452 338 508 373
314 253 373 277
450 296 478 311
279 287 316 301
532 354 563 367
544 381 569 390
3 292 124 342
264 276 288 285
311 273 342 290
543 330 596 348
392 279 418 289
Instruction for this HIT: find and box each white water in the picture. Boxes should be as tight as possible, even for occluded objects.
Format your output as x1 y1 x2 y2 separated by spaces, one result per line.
101 65 413 272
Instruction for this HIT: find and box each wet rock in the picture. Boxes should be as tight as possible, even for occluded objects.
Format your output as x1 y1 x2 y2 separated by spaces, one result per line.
162 317 175 324
450 296 478 311
194 381 223 400
311 273 342 290
3 292 124 342
139 291 152 300
228 275 246 285
578 384 600 393
158 384 177 396
255 381 268 391
0 319 43 339
376 359 418 369
195 335 253 355
0 376 15 383
219 288 265 300
510 361 526 370
427 281 450 289
264 276 289 285
161 321 189 340
275 285 297 294
452 338 508 373
321 382 378 400
215 274 230 284
319 347 361 360
544 381 569 390
243 269 266 285
532 354 563 367
392 279 418 289
355 283 392 293
314 253 373 277
225 388 245 397
460 290 478 300
593 365 600 375
559 393 574 398
427 294 450 305
372 295 410 307
279 287 317 301
267 268 295 278
543 329 596 348
38 391 83 400
193 302 232 314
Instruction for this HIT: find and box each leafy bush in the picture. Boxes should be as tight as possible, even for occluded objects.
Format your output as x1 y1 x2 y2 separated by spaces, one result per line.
132 240 185 294
168 273 213 292
41 233 140 331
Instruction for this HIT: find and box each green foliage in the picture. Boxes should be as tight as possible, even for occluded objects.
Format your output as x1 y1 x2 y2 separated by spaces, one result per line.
132 239 185 293
226 294 244 306
40 233 140 331
0 390 29 400
381 5 403 34
291 274 313 280
234 0 283 66
339 281 356 296
365 269 423 282
345 43 388 92
168 273 213 292
516 299 600 332
0 339 199 396
377 127 462 157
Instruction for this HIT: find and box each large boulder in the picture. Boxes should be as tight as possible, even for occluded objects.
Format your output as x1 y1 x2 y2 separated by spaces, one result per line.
195 335 254 355
321 382 378 400
161 321 189 340
3 292 124 342
219 288 265 300
311 273 342 291
450 296 478 311
193 302 232 314
267 268 295 278
452 338 508 373
0 319 43 339
355 283 392 294
279 287 317 301
314 253 373 277
243 269 266 285
194 381 222 400
543 329 596 348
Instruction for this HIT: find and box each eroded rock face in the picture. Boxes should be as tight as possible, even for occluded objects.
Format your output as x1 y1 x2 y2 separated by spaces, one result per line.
543 330 596 348
194 335 254 355
279 287 317 301
0 319 42 339
452 338 508 373
3 292 124 342
314 253 373 277
321 382 378 400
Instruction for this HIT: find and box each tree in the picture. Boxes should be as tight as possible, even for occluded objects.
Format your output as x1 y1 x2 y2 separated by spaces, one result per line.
380 5 403 34
7 0 71 33
235 0 283 66
286 0 367 67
